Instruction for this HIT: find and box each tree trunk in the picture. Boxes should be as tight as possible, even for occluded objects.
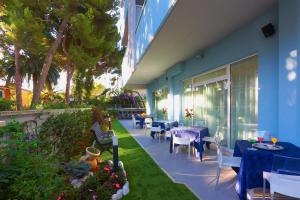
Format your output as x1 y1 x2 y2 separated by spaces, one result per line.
14 43 22 110
32 74 38 96
65 62 74 104
5 75 11 87
46 80 53 92
31 16 69 107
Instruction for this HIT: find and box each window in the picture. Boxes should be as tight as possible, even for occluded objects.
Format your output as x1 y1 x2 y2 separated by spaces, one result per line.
136 0 146 28
0 91 3 98
181 55 258 149
153 87 169 120
230 55 258 148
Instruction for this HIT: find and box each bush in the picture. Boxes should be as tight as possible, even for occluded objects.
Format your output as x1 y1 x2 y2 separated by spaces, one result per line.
38 110 93 161
0 98 15 111
0 122 71 200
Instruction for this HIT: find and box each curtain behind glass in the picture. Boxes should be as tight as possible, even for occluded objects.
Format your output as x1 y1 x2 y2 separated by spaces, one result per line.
154 87 169 120
182 79 193 126
230 56 258 148
193 81 228 146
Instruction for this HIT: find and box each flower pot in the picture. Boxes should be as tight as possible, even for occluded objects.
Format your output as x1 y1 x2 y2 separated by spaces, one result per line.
86 158 98 171
85 147 100 158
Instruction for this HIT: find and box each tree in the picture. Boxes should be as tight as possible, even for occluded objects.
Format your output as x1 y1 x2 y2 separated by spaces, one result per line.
1 0 123 108
0 0 48 110
31 0 122 106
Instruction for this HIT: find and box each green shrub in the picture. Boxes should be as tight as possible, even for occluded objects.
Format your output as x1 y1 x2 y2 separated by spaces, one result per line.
0 122 71 200
38 110 93 161
0 98 15 111
0 120 23 137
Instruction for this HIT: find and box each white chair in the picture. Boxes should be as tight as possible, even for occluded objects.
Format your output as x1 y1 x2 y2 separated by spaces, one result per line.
215 135 241 187
150 126 162 142
263 172 300 200
172 135 192 158
263 156 300 200
164 130 171 141
202 126 220 144
132 114 140 128
144 118 152 135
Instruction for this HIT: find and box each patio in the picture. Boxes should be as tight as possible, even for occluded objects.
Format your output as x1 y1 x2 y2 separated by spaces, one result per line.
120 120 298 200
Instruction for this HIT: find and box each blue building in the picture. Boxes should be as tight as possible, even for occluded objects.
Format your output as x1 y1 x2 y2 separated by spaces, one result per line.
120 0 300 149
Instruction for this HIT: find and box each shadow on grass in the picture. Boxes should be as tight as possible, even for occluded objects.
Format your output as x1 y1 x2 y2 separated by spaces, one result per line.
101 121 199 200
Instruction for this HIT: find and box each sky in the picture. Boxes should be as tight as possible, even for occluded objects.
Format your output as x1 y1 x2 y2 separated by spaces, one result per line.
0 72 117 92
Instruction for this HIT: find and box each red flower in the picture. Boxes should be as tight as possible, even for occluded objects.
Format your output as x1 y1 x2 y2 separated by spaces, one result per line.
115 183 121 189
104 166 111 172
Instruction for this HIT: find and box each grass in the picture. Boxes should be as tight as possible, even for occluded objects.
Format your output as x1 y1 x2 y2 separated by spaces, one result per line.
100 120 198 200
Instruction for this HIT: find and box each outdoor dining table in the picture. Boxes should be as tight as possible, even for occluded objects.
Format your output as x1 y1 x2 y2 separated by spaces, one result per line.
169 127 210 161
152 120 179 131
233 140 300 200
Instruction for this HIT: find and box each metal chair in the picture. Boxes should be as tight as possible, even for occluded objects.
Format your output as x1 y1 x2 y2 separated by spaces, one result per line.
263 155 300 200
215 135 241 187
90 122 114 154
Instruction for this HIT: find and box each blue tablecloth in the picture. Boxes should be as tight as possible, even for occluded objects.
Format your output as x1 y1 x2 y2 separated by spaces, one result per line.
152 120 178 131
169 127 210 161
134 114 145 128
233 140 300 200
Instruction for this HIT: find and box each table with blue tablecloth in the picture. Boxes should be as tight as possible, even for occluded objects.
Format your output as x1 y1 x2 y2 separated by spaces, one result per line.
150 120 178 138
134 114 146 128
233 140 300 200
169 127 210 161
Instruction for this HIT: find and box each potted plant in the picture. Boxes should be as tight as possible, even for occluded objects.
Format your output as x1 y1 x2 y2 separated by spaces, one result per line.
85 147 100 171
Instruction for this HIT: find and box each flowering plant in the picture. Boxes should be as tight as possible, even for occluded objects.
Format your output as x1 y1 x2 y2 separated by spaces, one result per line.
162 107 168 114
185 108 193 119
75 161 127 200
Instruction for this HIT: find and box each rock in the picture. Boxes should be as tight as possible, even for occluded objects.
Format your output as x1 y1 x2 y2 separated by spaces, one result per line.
111 190 123 200
118 161 124 169
108 160 113 167
122 182 129 195
117 189 123 199
71 179 82 188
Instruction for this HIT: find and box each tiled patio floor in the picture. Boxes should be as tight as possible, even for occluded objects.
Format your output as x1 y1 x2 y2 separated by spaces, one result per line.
120 120 238 200
119 120 297 200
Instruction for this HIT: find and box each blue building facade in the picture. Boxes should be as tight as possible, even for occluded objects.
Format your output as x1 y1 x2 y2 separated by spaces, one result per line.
120 0 300 148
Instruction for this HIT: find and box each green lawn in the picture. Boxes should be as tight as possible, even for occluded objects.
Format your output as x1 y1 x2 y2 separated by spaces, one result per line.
101 120 198 200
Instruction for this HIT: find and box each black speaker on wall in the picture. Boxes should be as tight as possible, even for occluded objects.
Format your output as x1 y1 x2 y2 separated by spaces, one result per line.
261 23 275 38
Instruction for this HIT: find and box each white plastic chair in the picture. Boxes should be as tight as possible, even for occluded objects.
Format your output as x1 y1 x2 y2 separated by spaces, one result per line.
263 155 300 200
215 135 241 187
202 126 220 144
144 118 152 135
172 134 192 158
150 126 162 142
132 114 140 128
164 130 171 141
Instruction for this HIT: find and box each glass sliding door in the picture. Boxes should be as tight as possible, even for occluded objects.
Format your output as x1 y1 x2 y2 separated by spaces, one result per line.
230 55 258 148
182 79 193 126
193 80 228 146
154 87 169 120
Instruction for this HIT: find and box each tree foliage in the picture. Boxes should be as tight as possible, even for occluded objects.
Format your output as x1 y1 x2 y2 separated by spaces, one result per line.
0 0 123 108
